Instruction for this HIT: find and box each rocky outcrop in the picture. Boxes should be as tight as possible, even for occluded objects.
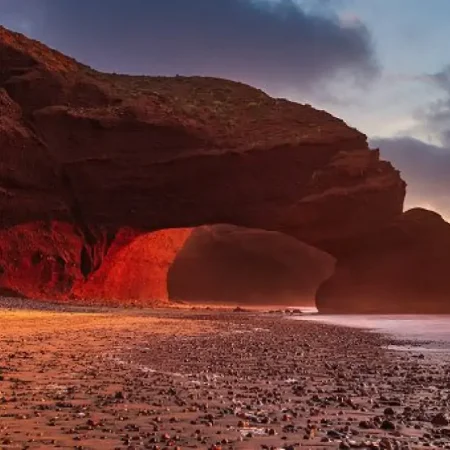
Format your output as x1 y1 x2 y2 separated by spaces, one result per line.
316 209 450 313
0 26 405 304
168 224 335 306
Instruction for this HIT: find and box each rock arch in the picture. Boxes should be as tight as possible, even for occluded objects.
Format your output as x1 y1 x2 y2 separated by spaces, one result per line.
71 224 335 307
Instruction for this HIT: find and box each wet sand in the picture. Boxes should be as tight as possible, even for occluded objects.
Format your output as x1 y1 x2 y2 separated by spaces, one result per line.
0 302 450 449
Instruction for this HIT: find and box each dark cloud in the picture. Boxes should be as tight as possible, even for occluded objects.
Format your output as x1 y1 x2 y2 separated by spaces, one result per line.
0 0 378 95
372 137 450 217
421 65 450 147
433 65 450 91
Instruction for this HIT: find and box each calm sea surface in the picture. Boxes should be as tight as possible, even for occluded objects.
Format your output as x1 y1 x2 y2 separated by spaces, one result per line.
293 313 450 350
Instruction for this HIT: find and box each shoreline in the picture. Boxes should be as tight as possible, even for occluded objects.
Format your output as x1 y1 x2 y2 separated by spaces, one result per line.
295 314 450 353
0 306 449 449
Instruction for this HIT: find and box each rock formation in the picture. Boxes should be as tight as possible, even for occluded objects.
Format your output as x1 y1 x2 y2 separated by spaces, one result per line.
168 224 335 306
73 228 193 306
316 208 450 313
0 26 405 304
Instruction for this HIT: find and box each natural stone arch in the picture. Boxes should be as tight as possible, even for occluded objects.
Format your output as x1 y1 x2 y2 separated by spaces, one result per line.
71 224 335 307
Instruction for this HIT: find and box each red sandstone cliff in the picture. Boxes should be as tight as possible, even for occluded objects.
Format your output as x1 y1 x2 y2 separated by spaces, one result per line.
0 26 405 303
316 209 450 313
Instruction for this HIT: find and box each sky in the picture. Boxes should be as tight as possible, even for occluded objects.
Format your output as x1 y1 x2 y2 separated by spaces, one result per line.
0 0 449 217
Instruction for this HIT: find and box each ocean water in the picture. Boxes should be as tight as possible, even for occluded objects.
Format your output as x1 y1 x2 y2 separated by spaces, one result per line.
293 314 450 350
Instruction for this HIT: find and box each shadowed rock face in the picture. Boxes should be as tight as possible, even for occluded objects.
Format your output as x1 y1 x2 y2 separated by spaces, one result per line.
317 209 450 313
0 26 405 304
168 224 335 306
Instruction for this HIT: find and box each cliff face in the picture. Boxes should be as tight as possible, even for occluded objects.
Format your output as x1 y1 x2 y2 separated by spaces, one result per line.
72 228 193 306
168 224 335 306
0 26 405 303
316 209 450 313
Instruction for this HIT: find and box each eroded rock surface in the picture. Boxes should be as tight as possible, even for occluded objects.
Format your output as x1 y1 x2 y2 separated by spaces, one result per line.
0 26 405 303
317 209 450 313
168 224 335 306
74 228 193 306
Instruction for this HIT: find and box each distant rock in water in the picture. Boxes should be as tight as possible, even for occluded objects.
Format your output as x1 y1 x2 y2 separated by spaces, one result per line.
168 225 335 306
317 208 450 313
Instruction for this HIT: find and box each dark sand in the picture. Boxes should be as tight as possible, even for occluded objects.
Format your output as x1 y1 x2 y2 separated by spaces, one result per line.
0 299 449 449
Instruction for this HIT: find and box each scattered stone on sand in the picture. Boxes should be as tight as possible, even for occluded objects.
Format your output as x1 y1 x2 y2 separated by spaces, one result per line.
0 301 449 449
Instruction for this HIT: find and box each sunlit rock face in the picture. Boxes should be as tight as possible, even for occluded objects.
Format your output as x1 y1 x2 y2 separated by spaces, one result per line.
73 228 193 305
168 225 335 306
317 209 450 313
0 26 405 304
0 221 83 300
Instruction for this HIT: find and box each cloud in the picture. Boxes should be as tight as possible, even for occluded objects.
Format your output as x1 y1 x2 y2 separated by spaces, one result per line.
0 0 378 97
371 65 450 219
372 137 450 218
433 65 450 91
0 0 43 34
420 65 450 146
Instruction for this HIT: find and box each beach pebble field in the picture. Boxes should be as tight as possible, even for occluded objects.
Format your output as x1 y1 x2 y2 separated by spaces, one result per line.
0 301 449 449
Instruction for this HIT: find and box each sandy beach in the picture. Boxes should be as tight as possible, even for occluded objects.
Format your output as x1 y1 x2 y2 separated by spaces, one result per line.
1 301 450 449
